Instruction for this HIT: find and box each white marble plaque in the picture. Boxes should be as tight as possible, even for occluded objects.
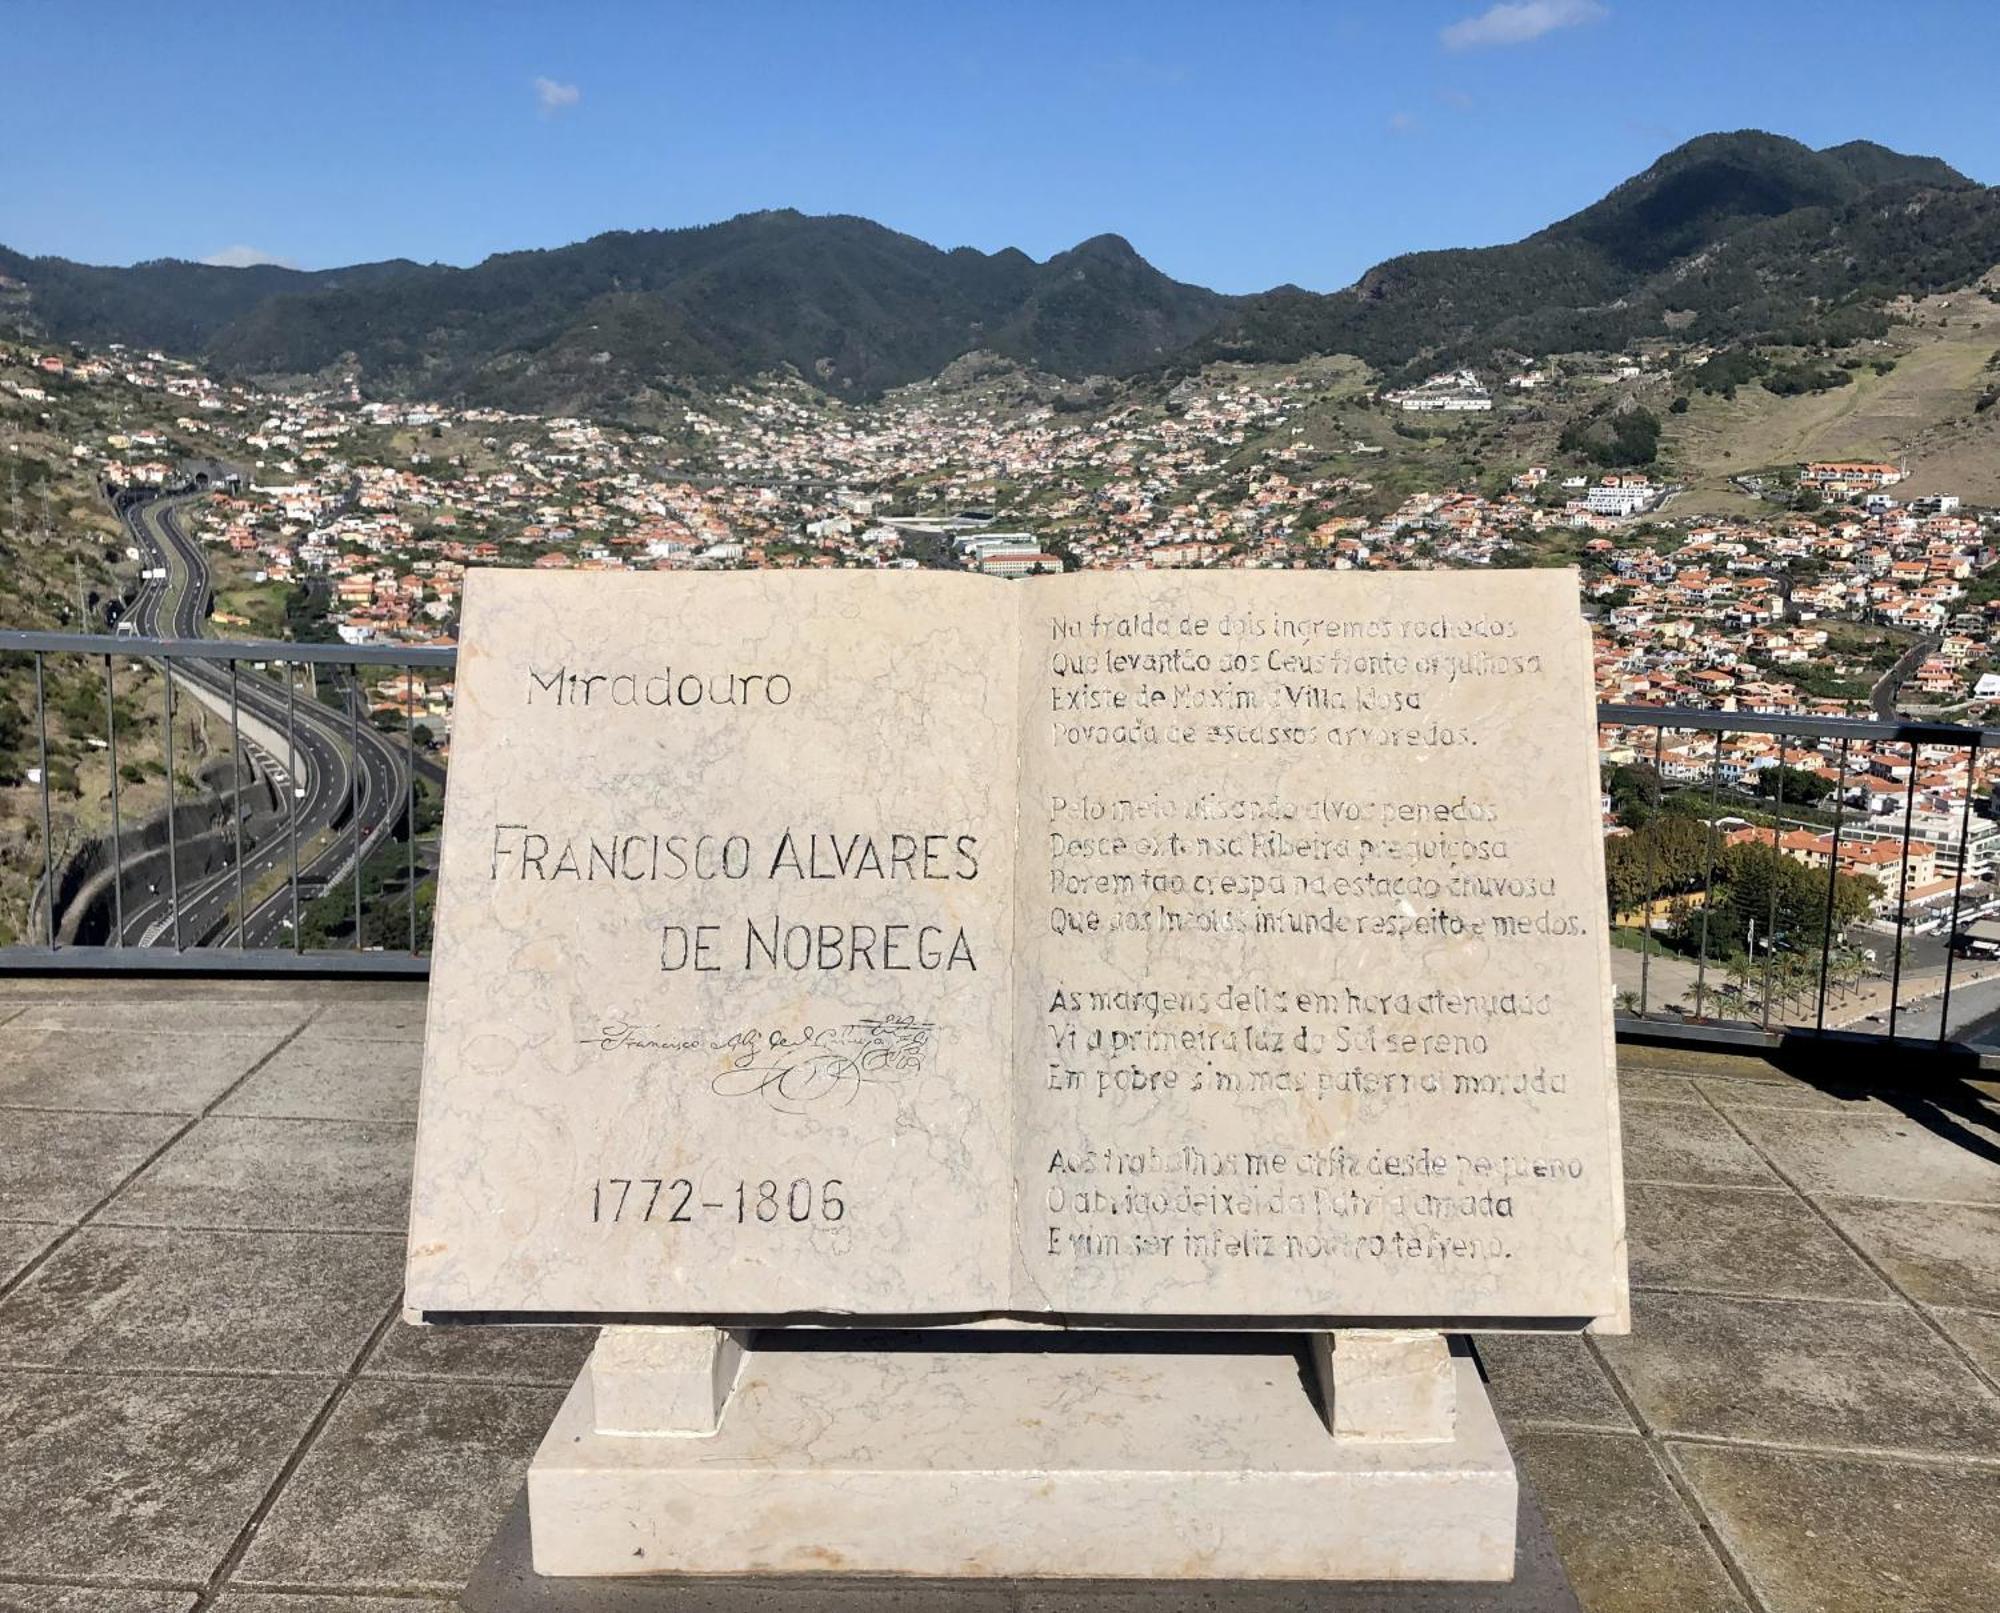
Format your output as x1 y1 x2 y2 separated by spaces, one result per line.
407 568 1626 1327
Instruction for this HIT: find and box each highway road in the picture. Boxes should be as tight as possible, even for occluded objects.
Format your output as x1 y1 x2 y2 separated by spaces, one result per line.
110 490 412 950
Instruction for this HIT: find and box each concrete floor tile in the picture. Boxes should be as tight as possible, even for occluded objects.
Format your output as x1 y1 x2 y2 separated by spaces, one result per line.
1617 1044 1786 1082
1817 1195 2000 1309
1474 1332 1635 1431
215 1035 420 1122
0 1029 290 1114
1596 1291 2000 1456
0 1591 196 1613
210 1599 451 1612
312 998 427 1042
101 1117 413 1232
1728 1106 2000 1203
1671 1443 2000 1613
234 1379 564 1591
0 1223 60 1285
1693 1075 1899 1116
0 1110 185 1221
365 1318 596 1386
1510 1430 1747 1613
0 1226 400 1374
5 1000 314 1035
1929 1307 2000 1382
1627 1182 1889 1301
1616 1068 1708 1104
1621 1099 1780 1187
0 1371 326 1582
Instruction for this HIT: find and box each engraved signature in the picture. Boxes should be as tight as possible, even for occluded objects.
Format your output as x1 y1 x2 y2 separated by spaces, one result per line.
709 1014 936 1114
576 1022 708 1054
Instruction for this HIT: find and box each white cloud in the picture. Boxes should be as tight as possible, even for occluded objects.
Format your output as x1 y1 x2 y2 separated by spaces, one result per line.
534 76 581 114
200 245 297 269
1388 111 1420 135
1441 0 1607 51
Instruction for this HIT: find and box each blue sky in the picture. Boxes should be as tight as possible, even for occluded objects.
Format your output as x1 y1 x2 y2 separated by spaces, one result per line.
4 0 1996 293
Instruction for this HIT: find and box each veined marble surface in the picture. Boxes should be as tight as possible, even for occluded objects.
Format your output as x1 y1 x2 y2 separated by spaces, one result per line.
408 570 1626 1328
528 1340 1518 1578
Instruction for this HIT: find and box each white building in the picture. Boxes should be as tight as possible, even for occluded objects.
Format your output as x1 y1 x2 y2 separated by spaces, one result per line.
1585 481 1663 519
1386 369 1493 413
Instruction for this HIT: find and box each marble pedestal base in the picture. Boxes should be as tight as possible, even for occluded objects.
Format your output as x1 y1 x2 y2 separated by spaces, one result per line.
524 1333 1518 1581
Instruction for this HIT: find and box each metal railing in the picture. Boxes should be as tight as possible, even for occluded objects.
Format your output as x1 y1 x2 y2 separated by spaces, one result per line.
2 630 453 976
5 632 2000 1063
1598 701 1998 1061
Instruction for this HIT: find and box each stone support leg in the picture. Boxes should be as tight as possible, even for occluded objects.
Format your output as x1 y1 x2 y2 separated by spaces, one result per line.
1310 1328 1456 1442
587 1324 747 1438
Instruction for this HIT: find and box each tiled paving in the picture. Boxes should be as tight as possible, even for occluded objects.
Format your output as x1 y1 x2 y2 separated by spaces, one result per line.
0 981 1996 1611
1489 1042 2000 1613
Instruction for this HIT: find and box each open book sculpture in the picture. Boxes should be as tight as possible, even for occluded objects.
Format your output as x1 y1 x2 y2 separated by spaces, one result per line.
410 568 1627 1582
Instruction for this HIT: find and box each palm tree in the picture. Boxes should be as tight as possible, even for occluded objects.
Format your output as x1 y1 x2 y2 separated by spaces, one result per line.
1725 952 1755 1012
1779 955 1814 1022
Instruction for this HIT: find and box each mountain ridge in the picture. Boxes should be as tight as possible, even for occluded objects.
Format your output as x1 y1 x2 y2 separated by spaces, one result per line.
1188 131 1995 381
2 131 1994 406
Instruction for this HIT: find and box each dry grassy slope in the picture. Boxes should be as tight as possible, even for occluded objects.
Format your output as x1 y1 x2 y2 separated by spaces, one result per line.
1665 279 2000 506
1200 356 1570 513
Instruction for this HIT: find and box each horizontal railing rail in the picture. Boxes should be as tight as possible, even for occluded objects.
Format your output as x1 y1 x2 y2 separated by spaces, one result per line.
0 629 458 668
1597 701 2000 748
2 640 1985 736
5 630 1999 1070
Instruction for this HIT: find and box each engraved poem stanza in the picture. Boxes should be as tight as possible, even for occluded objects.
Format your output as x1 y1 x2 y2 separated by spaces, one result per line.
1011 573 1624 1322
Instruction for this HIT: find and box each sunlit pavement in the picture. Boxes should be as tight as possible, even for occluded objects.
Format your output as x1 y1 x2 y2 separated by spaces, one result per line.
0 981 1996 1610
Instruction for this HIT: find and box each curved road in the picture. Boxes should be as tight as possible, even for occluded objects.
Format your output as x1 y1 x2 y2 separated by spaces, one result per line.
111 489 409 950
1871 633 1939 722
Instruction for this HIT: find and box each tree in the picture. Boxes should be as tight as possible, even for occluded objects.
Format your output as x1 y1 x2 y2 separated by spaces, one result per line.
1606 761 1663 827
1603 834 1650 919
1558 404 1661 469
1725 951 1755 1007
1752 764 1833 807
1697 841 1880 960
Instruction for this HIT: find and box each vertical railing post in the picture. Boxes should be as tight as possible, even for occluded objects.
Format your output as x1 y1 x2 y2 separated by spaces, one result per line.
163 657 182 952
1937 736 1980 1046
348 667 363 952
1693 727 1728 1021
1887 741 1920 1041
286 664 301 952
1762 732 1785 1030
104 654 124 946
33 653 54 950
1638 724 1664 1018
1817 737 1852 1033
229 659 245 950
405 665 418 956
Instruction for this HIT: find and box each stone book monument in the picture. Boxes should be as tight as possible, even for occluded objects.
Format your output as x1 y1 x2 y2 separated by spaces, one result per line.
408 568 1627 1583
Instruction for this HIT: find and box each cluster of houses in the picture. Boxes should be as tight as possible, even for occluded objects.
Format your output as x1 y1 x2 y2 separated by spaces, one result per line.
12 341 1998 876
1600 718 2000 921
